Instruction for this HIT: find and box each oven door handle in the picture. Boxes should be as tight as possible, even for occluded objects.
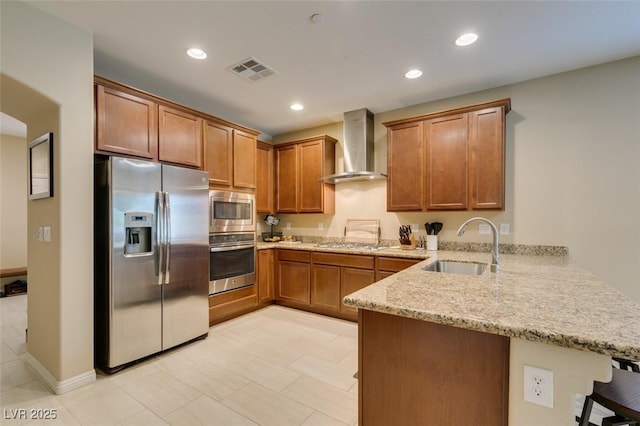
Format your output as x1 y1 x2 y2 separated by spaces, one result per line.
210 244 256 253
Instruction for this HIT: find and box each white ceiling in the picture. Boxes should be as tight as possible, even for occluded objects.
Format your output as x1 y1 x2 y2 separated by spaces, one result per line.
0 112 27 138
25 1 640 137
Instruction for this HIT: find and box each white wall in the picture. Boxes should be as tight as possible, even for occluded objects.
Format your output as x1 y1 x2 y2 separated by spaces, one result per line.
273 57 640 302
1 0 95 388
0 134 28 269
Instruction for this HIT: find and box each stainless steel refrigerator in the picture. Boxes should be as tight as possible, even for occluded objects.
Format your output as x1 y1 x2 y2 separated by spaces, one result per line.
94 155 209 372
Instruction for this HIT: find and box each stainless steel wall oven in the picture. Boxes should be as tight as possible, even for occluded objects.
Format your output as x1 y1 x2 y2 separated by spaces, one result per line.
209 232 255 295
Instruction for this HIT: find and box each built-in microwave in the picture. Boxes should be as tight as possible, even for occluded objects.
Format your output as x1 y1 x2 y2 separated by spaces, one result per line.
209 191 255 234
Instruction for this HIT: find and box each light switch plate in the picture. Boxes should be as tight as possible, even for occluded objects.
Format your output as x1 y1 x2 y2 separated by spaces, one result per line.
318 222 324 231
286 222 291 230
500 223 510 235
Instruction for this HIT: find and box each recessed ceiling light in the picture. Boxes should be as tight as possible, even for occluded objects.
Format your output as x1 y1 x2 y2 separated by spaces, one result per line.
455 33 478 47
405 69 423 79
290 103 304 111
310 13 323 23
186 48 207 60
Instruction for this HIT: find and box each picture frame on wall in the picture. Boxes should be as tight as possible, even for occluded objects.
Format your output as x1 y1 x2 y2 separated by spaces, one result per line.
28 132 53 200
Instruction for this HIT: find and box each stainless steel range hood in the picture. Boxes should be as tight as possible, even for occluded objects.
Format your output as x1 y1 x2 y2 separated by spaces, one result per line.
319 108 387 184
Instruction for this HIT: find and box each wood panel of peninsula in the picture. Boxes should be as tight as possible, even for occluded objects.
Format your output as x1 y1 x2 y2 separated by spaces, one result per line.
359 309 509 425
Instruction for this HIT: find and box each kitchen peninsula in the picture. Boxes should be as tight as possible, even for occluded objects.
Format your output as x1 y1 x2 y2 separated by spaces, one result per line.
341 248 640 425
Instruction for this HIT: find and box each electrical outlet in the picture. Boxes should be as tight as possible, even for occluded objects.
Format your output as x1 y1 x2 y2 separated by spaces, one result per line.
43 226 52 242
524 365 554 408
318 222 324 231
36 227 44 242
286 222 291 230
478 224 491 235
411 223 419 232
500 223 510 235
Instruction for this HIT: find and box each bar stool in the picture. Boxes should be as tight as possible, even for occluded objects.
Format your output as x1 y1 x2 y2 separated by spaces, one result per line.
577 360 640 426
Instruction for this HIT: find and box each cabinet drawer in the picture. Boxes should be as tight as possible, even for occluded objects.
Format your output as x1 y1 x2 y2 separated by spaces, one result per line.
277 249 310 263
377 257 420 273
312 252 375 269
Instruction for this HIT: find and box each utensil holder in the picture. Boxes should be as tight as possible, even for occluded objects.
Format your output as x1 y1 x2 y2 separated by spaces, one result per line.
400 234 416 250
426 235 438 251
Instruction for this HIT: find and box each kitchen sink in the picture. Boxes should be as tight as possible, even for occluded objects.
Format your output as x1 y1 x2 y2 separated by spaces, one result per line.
422 260 487 276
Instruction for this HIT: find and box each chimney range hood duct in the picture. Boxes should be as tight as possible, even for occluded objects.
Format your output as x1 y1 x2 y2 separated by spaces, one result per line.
319 108 387 184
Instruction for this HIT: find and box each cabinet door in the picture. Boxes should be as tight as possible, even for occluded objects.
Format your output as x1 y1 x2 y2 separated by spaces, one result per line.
299 140 325 213
203 121 233 187
233 130 257 189
375 270 395 281
256 142 274 214
425 114 468 210
311 264 342 312
257 249 274 304
376 257 420 280
341 267 375 316
276 145 299 213
158 105 203 168
469 107 505 209
387 122 424 211
95 84 158 160
276 260 309 304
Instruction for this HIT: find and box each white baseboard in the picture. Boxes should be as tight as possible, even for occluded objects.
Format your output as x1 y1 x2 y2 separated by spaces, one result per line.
24 352 96 395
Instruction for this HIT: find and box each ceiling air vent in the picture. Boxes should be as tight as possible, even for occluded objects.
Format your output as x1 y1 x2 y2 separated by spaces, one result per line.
228 57 277 82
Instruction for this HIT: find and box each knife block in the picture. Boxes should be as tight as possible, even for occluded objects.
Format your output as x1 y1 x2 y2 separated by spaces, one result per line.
400 234 416 250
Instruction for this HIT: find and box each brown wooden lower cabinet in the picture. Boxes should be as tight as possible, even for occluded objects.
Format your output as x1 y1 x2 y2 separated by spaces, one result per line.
311 264 342 313
208 286 258 326
311 252 375 321
257 249 275 305
272 249 425 322
375 256 420 281
276 250 311 307
340 267 375 317
359 310 509 425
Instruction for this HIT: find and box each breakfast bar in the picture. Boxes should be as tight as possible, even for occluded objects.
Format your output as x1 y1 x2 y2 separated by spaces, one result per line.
343 250 640 425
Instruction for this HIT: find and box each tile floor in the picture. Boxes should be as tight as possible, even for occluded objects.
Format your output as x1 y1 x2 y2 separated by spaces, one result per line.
1 294 358 425
0 294 618 425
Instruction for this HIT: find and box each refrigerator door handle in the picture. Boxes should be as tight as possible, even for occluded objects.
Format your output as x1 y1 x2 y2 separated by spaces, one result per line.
156 191 165 285
164 191 171 284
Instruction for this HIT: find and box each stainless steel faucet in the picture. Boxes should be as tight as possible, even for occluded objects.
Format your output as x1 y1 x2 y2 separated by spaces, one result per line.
457 217 500 273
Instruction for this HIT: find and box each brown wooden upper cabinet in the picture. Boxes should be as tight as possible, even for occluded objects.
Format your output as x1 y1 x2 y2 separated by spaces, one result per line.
95 76 260 173
384 99 510 211
468 107 506 209
256 141 275 214
425 113 469 210
386 121 425 211
96 78 202 168
95 83 158 161
158 105 203 168
203 120 257 191
275 135 337 214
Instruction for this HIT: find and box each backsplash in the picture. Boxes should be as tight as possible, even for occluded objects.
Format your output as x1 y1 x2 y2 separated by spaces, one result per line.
267 234 568 257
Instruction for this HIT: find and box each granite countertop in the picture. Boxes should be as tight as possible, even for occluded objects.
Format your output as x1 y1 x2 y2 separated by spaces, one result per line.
345 250 640 360
258 241 640 360
257 241 432 259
